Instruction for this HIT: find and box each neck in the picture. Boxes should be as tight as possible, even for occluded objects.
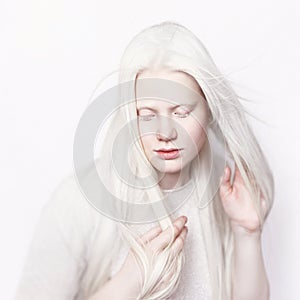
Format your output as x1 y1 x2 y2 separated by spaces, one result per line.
157 165 191 190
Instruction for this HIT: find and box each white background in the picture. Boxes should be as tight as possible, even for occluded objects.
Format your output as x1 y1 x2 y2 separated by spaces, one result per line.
1 0 299 299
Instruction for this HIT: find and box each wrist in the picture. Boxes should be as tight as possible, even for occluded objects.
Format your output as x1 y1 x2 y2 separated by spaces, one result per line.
230 221 262 240
115 265 143 298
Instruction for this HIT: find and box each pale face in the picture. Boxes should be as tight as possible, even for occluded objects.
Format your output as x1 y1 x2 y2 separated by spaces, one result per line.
135 69 210 189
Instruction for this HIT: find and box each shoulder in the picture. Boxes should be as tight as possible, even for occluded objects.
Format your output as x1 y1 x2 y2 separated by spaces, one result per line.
45 172 94 220
43 165 117 239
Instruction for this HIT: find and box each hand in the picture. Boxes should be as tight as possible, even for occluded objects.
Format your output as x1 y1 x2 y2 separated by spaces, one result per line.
115 216 188 297
219 165 268 235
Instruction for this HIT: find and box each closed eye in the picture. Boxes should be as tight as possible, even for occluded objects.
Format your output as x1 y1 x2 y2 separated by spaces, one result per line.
173 111 190 118
138 113 156 121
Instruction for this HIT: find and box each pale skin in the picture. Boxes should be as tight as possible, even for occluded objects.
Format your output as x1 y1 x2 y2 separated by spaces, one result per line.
220 165 270 300
135 68 210 190
88 216 189 300
89 165 269 300
89 70 270 299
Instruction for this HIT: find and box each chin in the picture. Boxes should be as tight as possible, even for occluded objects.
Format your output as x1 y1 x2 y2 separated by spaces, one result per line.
153 162 186 175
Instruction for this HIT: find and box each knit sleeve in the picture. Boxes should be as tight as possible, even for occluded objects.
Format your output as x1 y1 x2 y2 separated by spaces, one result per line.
14 174 98 300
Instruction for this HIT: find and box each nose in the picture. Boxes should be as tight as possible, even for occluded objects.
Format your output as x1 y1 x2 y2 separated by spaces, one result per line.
156 117 178 142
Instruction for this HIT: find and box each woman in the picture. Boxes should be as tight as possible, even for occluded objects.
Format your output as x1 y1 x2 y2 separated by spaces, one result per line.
15 21 274 300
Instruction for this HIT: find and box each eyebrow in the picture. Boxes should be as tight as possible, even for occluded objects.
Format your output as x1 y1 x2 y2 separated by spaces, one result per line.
136 103 196 112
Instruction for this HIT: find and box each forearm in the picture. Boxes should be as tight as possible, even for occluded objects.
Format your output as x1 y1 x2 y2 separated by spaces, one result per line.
231 231 270 300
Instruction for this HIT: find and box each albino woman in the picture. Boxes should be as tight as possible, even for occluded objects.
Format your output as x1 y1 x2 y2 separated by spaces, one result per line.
15 21 274 300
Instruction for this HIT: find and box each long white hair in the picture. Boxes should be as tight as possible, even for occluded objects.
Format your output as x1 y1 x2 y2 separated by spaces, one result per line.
79 21 274 299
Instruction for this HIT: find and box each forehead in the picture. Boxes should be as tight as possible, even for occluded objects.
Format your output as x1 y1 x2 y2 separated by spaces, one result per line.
135 69 205 107
135 69 203 95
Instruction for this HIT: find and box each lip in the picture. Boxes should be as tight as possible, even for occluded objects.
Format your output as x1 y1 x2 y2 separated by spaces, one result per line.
154 148 183 160
154 148 181 152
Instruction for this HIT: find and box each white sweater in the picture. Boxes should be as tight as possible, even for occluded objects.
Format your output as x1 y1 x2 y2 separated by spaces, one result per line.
14 173 212 300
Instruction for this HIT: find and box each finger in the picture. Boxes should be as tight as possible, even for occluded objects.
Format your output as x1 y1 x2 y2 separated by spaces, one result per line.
170 226 188 254
219 166 232 196
150 216 187 251
260 191 268 217
220 165 230 184
234 166 244 183
139 226 163 245
224 165 231 182
138 216 184 246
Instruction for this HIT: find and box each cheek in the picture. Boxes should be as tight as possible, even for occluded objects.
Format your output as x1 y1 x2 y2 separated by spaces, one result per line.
188 123 207 149
190 110 209 148
139 135 153 153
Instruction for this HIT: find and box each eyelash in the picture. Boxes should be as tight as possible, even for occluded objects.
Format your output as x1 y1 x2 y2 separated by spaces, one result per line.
138 111 190 121
173 111 190 118
138 114 156 121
